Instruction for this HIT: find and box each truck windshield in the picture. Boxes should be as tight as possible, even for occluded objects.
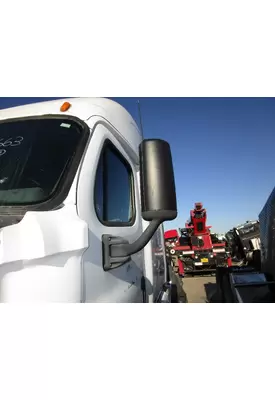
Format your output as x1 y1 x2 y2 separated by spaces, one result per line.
0 116 86 205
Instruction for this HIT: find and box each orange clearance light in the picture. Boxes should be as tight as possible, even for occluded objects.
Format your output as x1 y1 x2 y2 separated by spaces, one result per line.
60 101 71 112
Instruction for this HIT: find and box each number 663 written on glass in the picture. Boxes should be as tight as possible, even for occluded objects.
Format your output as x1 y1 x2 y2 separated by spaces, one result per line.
0 137 24 147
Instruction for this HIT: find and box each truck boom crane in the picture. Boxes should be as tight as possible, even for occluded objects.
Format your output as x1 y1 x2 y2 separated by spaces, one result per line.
165 202 231 277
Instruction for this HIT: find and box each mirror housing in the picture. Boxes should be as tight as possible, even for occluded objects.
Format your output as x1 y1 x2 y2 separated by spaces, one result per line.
102 139 178 271
140 139 177 221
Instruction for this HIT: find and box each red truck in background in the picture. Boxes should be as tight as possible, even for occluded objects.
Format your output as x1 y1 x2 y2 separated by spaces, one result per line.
165 202 232 277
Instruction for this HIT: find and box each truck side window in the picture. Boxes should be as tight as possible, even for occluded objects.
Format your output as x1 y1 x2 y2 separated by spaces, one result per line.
94 141 135 225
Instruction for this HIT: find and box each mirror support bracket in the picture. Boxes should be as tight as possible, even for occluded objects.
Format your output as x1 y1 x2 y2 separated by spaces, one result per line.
102 219 163 271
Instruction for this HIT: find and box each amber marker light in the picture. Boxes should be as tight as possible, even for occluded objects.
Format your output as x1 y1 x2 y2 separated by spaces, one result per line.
60 102 71 112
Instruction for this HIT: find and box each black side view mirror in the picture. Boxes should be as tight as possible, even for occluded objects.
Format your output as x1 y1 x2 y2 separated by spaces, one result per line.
140 139 177 222
102 139 178 271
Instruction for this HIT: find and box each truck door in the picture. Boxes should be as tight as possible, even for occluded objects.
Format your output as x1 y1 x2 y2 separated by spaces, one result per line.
77 122 144 303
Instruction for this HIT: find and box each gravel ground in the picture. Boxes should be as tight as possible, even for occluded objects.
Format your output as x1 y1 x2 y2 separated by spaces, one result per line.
171 271 218 303
169 257 219 303
181 275 218 303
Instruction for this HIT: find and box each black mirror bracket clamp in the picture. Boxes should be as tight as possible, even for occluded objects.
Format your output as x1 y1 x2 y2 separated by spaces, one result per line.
102 219 164 271
102 235 131 271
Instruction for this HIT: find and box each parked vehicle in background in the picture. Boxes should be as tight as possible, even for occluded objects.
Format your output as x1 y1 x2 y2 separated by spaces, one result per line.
217 191 275 303
165 203 231 277
225 220 260 266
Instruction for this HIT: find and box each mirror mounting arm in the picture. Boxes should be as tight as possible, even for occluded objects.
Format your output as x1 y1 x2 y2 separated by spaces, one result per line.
102 219 163 271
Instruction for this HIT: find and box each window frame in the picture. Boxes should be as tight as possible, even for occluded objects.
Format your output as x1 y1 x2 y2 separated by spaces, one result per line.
0 114 90 214
94 139 136 227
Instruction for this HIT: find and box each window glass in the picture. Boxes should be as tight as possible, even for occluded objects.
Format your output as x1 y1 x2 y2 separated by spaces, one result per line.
0 117 85 205
95 142 134 224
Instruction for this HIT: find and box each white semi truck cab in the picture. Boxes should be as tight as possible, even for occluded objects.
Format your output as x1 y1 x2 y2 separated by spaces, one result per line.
0 98 178 302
